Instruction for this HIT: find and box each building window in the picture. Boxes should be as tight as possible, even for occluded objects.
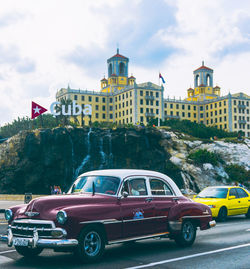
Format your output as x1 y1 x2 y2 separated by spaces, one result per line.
122 94 124 100
74 95 78 100
215 103 217 108
156 101 159 106
224 124 227 129
165 103 167 108
130 100 132 105
102 114 106 119
170 104 173 109
110 106 113 111
224 116 227 121
206 105 208 109
234 116 237 120
224 108 226 113
126 93 128 98
156 109 159 115
130 108 132 113
156 92 159 98
150 100 153 105
219 102 222 107
130 91 132 97
119 104 121 109
224 101 226 105
140 116 143 122
176 104 179 109
140 99 143 105
220 117 222 122
215 111 217 116
115 97 117 102
170 111 173 116
234 108 236 113
82 104 84 108
234 100 236 105
211 111 213 116
140 108 143 113
210 104 213 109
119 95 121 101
215 118 217 123
102 105 105 111
123 111 125 116
119 112 121 117
182 112 185 117
234 123 237 128
194 113 196 118
126 101 128 106
219 109 222 114
110 98 113 102
188 105 191 110
200 113 203 118
110 114 113 119
95 105 99 110
102 97 106 103
140 91 143 96
126 110 128 115
188 112 191 117
95 97 99 102
81 96 85 101
193 106 196 111
176 111 179 116
211 119 213 124
122 102 124 108
146 91 149 96
88 96 92 102
182 105 185 110
146 100 149 105
96 113 99 118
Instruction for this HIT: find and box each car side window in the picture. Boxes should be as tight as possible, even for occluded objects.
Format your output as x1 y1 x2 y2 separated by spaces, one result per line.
236 188 248 198
127 178 148 196
229 188 238 198
150 178 173 196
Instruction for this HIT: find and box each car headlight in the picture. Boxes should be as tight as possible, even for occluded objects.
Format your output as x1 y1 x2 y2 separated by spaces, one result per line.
208 205 216 208
5 209 13 221
57 210 67 224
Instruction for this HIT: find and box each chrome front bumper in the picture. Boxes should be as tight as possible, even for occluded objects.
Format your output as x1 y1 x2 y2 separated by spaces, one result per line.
0 226 78 249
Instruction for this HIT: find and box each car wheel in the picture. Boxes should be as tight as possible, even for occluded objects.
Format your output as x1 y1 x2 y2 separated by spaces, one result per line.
15 246 43 257
217 207 227 222
245 207 250 219
75 226 105 263
174 220 196 247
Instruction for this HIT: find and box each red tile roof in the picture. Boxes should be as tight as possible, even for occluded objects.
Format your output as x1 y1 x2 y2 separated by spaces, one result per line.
129 76 135 79
101 78 108 81
187 87 193 90
194 65 213 72
110 73 117 77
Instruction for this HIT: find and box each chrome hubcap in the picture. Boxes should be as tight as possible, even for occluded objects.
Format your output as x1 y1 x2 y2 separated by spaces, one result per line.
183 222 194 241
83 231 101 257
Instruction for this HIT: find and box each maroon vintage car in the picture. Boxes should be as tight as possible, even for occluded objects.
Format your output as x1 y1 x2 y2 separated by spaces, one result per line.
0 169 215 262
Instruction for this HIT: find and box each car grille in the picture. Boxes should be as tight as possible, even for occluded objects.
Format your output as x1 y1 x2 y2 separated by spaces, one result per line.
11 219 55 238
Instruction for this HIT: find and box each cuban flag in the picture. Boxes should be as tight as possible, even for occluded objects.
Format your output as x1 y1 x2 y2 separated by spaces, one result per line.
159 73 165 84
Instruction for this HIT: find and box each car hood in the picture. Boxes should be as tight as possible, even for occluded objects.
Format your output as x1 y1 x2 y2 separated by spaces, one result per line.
14 193 116 220
193 198 224 205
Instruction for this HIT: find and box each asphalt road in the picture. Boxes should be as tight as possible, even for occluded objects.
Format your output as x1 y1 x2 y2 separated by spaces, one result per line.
0 216 249 269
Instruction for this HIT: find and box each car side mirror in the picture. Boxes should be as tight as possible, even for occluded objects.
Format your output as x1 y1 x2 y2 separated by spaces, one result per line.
228 195 236 200
122 191 129 198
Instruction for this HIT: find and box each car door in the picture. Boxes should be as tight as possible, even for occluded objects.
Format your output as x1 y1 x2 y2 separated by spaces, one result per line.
148 177 176 233
236 188 250 214
120 177 155 238
227 188 241 216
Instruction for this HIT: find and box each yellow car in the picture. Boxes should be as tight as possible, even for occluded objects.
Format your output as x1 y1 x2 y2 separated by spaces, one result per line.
193 186 250 221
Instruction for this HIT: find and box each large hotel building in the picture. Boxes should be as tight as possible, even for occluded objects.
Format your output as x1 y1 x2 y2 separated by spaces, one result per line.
56 50 250 137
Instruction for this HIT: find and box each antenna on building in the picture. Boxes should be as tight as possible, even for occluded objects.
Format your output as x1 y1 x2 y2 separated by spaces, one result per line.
116 43 119 54
202 60 204 66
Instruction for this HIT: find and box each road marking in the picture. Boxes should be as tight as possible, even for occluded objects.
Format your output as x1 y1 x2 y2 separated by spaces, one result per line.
0 250 16 255
0 255 14 264
125 243 250 269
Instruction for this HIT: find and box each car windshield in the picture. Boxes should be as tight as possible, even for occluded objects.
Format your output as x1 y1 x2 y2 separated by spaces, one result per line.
69 176 121 196
196 188 228 199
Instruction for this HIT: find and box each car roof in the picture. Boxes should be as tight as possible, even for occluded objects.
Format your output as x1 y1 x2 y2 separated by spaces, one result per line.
79 169 183 196
205 186 241 189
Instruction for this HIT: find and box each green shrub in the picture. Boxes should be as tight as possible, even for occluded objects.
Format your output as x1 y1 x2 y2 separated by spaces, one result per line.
148 118 237 139
188 149 223 166
225 164 250 186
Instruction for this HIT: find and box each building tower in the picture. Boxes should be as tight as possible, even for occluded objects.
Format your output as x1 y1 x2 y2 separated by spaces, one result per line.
101 49 130 93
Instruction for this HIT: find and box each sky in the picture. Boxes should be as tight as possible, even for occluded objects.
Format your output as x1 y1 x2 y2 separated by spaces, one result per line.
0 0 250 126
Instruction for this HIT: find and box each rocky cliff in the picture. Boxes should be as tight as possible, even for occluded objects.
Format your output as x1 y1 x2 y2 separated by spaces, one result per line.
0 127 249 194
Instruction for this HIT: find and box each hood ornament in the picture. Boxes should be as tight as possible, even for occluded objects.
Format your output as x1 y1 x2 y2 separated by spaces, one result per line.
25 212 40 217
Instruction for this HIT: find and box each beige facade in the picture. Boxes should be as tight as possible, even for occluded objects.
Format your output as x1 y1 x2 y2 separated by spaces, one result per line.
55 52 250 137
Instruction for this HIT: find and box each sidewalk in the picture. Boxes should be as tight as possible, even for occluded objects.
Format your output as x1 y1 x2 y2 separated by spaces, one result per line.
0 200 24 212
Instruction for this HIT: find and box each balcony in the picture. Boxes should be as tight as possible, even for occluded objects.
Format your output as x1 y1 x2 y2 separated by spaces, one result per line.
145 95 155 100
145 112 155 117
238 104 246 109
164 115 180 119
238 119 246 124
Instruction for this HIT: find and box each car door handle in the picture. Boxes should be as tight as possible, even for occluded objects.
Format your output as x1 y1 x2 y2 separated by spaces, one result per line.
145 198 153 202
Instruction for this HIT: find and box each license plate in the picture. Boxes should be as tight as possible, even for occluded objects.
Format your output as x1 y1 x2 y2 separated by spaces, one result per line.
13 238 29 247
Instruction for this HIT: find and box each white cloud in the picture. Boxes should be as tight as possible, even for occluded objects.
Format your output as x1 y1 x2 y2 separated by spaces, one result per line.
0 0 250 126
